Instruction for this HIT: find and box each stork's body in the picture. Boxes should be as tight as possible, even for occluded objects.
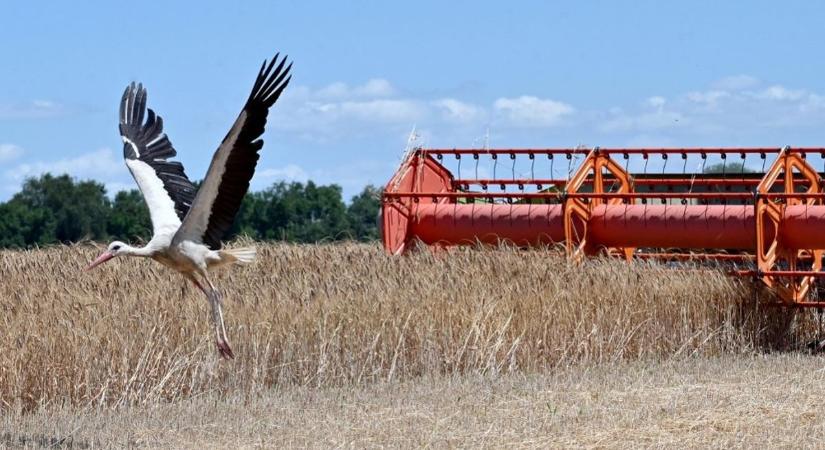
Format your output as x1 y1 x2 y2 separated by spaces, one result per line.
86 54 292 359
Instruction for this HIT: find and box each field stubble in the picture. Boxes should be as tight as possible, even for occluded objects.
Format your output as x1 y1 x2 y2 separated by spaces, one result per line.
6 354 825 448
0 242 814 413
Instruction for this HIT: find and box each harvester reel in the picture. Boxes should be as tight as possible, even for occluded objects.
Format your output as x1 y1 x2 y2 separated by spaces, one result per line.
382 146 825 306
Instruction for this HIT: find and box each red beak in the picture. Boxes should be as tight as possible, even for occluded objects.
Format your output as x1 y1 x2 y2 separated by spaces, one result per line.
85 251 115 271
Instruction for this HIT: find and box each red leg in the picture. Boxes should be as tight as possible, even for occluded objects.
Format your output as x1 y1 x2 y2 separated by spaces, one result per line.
186 273 234 360
189 275 205 293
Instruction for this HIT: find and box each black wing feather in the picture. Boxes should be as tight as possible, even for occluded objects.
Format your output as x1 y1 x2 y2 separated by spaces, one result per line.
199 54 292 249
119 82 198 220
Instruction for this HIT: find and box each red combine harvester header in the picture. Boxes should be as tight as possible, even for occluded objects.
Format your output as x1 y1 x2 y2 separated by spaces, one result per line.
381 146 825 306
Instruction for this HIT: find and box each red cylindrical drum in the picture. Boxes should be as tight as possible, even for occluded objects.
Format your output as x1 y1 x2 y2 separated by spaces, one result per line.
410 203 565 247
589 204 756 250
781 205 825 249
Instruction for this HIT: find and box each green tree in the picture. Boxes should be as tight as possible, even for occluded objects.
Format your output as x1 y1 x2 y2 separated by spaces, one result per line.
0 202 29 248
0 173 386 248
6 174 110 245
346 184 381 241
229 181 350 243
703 162 755 174
227 192 263 240
284 182 347 242
107 189 152 242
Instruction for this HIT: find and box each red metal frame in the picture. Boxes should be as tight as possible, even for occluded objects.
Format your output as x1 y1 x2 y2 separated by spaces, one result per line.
382 146 825 305
755 146 824 302
452 178 814 188
562 148 635 261
381 152 454 255
385 191 756 200
422 147 819 155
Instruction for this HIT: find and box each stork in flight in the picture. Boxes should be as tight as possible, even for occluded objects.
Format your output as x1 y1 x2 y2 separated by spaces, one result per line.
85 54 292 359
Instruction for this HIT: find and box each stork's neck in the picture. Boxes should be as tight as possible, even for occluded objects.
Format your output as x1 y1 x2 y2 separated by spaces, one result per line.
121 243 155 257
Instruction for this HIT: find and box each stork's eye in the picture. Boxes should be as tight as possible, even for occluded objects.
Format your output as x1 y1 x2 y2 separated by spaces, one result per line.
112 245 121 251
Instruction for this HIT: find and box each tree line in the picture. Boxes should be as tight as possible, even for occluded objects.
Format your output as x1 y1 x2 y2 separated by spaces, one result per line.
0 174 382 249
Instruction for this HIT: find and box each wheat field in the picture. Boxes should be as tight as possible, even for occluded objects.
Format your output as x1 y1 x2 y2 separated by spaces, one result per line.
0 242 821 447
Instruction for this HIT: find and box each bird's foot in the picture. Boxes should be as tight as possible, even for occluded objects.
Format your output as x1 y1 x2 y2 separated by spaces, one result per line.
216 339 235 360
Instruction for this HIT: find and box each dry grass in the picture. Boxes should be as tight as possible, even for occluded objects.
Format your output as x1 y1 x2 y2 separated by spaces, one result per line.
0 242 814 415
5 354 825 448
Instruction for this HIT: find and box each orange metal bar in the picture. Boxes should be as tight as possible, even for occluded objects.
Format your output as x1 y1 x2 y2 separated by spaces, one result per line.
734 270 825 277
562 148 636 260
765 302 825 308
636 253 754 261
422 147 806 155
453 178 814 187
424 148 591 155
453 178 567 187
755 146 824 302
385 191 755 200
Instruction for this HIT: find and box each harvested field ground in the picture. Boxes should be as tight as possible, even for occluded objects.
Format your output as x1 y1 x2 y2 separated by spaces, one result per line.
4 354 825 448
1 243 824 447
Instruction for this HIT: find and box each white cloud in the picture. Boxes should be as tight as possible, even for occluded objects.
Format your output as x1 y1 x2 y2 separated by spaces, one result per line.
250 159 391 197
600 96 685 132
338 99 425 122
10 73 825 201
309 160 391 193
800 93 825 112
315 82 350 99
600 110 685 132
0 144 23 163
4 148 130 195
281 80 580 137
493 96 574 127
354 79 395 97
271 78 428 139
8 148 120 180
257 164 309 182
711 75 760 91
0 100 67 119
752 85 806 101
315 78 395 99
646 96 667 109
271 73 825 146
432 98 486 124
686 90 730 106
278 79 577 137
594 75 825 135
302 99 426 124
623 134 677 147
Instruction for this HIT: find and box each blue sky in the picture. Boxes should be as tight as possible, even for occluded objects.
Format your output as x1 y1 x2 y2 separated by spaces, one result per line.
2 1 825 200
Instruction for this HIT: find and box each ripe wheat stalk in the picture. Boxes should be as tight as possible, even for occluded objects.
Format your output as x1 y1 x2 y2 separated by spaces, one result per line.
0 242 811 412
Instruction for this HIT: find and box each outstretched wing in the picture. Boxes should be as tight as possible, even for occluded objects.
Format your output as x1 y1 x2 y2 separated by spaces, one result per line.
119 83 198 237
174 53 292 249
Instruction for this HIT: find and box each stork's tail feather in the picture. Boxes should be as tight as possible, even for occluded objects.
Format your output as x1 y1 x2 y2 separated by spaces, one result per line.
221 246 257 264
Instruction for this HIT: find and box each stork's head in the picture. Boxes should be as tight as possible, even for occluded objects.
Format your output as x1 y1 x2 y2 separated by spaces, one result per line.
85 241 128 270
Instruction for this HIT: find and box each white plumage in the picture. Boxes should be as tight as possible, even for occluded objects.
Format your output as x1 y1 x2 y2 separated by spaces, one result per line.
86 54 292 359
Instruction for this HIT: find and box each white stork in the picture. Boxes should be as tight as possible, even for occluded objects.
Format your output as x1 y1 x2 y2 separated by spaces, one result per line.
85 54 292 359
